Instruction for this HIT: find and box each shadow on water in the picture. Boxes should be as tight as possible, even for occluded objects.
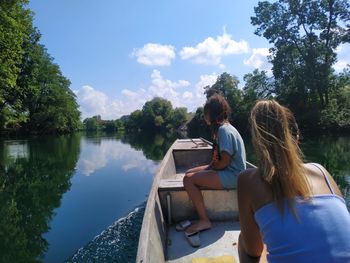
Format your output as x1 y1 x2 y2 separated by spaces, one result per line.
0 134 81 263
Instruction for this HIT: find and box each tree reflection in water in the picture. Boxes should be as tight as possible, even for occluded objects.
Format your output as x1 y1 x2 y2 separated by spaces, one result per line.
122 131 181 161
301 135 350 206
0 135 81 263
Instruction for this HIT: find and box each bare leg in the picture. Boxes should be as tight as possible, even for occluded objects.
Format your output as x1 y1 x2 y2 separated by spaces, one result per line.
183 170 222 233
185 164 209 175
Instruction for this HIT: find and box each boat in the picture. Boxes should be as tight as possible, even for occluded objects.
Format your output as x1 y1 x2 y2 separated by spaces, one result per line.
136 138 256 263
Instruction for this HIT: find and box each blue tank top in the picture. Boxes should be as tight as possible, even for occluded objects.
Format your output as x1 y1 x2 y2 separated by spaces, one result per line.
254 163 350 263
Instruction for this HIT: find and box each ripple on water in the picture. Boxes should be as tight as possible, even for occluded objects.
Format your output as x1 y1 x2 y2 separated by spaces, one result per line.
66 203 146 263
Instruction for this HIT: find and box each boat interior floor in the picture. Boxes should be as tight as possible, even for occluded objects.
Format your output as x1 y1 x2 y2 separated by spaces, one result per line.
166 221 240 263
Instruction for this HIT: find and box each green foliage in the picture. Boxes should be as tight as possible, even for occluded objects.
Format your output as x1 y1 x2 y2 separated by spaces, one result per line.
102 121 116 132
169 107 188 129
0 0 81 134
0 0 31 114
84 117 98 131
18 30 80 133
204 72 245 125
187 107 211 139
204 72 243 114
204 72 240 98
238 69 275 130
115 119 125 131
301 135 350 191
251 0 350 130
125 110 142 131
82 116 125 133
123 97 189 132
141 97 173 130
321 68 350 130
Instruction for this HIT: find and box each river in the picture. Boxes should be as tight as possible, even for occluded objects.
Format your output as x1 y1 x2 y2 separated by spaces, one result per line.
0 132 349 262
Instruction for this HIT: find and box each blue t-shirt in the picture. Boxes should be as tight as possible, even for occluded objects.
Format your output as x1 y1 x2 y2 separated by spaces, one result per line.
217 123 246 176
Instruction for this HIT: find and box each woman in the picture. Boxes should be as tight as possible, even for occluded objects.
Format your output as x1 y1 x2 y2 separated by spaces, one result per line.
179 94 246 246
238 100 350 263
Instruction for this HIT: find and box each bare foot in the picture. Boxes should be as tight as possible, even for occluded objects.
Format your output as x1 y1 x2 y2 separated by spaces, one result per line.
185 220 211 234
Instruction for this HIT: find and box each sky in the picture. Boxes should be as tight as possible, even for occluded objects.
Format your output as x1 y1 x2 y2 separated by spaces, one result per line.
28 0 350 120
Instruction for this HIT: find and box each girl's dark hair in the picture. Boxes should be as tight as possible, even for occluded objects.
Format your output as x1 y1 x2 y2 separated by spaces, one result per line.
203 94 231 124
204 94 231 138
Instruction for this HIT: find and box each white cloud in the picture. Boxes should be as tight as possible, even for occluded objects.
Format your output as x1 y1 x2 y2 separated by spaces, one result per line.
75 71 219 119
149 71 217 111
334 44 350 72
77 139 157 176
243 48 271 70
183 91 193 99
195 73 218 95
132 43 176 66
121 89 138 97
75 86 125 119
178 73 218 111
148 69 190 99
179 32 249 65
334 60 349 72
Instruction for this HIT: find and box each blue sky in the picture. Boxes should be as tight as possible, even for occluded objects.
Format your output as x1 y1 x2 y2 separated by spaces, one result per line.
29 0 350 120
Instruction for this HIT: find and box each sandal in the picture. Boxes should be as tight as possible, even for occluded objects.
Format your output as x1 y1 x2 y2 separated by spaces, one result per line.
176 220 192 231
185 231 201 247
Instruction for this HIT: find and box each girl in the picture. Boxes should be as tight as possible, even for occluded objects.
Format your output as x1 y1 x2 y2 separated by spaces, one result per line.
180 94 246 241
238 100 350 262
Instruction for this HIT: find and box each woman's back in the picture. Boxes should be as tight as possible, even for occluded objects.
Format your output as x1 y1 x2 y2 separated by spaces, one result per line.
253 164 350 263
255 195 350 262
238 100 350 263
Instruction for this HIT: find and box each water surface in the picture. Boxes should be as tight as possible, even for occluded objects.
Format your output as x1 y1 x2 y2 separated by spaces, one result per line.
0 133 349 263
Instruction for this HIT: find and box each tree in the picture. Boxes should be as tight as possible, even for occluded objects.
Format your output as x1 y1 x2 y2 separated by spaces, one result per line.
83 117 99 131
204 72 244 127
169 107 188 129
321 66 350 130
0 0 32 127
243 69 274 99
125 110 143 131
240 69 275 129
103 121 116 132
251 0 350 126
114 119 124 132
204 73 242 108
141 97 173 131
0 1 81 134
18 35 81 133
187 107 211 139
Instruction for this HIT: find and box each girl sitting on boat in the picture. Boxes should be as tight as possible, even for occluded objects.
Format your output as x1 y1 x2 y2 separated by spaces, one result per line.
179 94 246 241
238 100 350 263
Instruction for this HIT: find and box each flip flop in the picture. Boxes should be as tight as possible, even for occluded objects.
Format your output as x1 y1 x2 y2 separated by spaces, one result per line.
176 220 192 231
185 231 200 247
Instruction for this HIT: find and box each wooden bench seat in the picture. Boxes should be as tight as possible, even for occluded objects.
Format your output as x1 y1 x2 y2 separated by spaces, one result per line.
158 175 239 223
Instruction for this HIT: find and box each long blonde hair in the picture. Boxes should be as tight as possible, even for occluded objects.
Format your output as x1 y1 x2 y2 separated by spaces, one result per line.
250 100 310 212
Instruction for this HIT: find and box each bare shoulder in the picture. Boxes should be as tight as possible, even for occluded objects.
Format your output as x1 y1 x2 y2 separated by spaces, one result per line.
238 168 274 211
238 168 260 190
304 163 343 197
